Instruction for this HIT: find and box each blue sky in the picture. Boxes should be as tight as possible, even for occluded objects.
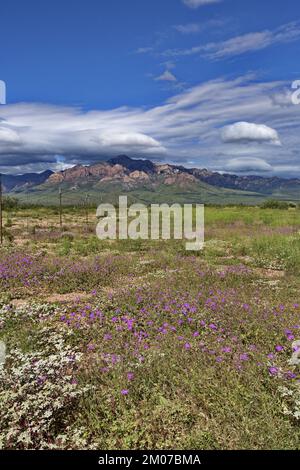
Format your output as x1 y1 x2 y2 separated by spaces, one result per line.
1 0 300 176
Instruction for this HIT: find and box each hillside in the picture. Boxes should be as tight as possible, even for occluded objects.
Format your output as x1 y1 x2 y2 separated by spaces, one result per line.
6 155 300 205
2 170 53 192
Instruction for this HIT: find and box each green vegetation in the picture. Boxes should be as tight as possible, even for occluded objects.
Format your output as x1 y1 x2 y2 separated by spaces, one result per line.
261 199 293 210
2 196 19 210
9 181 267 206
0 205 300 449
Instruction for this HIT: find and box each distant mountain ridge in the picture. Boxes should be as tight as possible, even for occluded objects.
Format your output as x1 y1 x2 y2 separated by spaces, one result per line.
2 170 53 192
4 155 300 205
43 155 300 196
44 155 198 189
192 170 300 195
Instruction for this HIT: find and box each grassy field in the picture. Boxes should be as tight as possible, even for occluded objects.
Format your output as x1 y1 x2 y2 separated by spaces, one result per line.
0 204 300 449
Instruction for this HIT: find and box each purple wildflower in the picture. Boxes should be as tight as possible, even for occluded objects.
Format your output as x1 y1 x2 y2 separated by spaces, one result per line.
240 353 249 362
269 367 279 376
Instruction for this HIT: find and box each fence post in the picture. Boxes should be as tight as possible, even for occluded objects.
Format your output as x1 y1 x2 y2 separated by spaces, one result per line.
0 174 3 245
59 187 63 231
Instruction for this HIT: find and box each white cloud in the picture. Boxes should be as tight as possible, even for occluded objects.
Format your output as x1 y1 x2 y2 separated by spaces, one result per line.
135 47 154 54
164 22 300 60
225 158 273 173
174 23 202 34
270 90 294 108
1 75 300 176
98 132 163 150
203 22 300 59
162 61 176 70
0 126 21 145
174 19 224 35
0 106 166 164
183 0 222 8
203 31 275 59
222 122 281 146
154 70 177 82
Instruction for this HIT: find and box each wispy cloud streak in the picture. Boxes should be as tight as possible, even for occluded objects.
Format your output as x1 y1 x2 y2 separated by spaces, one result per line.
164 22 300 60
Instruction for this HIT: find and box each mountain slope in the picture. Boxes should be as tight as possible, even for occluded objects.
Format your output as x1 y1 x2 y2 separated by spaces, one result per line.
192 169 300 197
6 155 300 205
2 170 53 192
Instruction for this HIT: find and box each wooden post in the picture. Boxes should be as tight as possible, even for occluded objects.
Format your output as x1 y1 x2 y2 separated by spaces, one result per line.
26 189 29 232
85 193 89 231
0 174 3 245
59 187 63 231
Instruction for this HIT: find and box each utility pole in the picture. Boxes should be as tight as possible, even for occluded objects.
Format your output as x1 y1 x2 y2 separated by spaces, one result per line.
85 193 90 231
0 173 3 245
59 187 63 231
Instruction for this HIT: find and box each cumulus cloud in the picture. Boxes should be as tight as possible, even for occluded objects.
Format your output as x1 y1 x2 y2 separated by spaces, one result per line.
224 157 273 173
154 70 177 82
183 0 222 8
221 122 281 146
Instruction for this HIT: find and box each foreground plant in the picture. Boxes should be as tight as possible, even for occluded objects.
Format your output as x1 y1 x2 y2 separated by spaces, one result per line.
0 326 91 449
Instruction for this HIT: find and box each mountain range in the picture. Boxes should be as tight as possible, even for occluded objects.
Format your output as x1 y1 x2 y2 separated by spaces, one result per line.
2 170 53 193
3 155 300 205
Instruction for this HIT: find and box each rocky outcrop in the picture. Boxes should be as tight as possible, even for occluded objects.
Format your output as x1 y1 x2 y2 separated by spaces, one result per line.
164 173 198 187
129 170 150 181
6 155 300 196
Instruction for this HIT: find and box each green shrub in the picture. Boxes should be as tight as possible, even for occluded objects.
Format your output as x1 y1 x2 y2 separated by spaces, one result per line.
261 200 290 210
2 197 19 211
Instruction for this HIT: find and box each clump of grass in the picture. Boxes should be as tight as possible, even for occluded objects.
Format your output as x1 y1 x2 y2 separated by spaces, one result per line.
250 234 300 273
57 237 72 256
5 214 13 228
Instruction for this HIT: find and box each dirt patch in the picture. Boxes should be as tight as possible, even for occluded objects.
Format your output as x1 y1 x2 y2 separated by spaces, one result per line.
43 292 92 304
254 268 286 279
11 299 30 308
